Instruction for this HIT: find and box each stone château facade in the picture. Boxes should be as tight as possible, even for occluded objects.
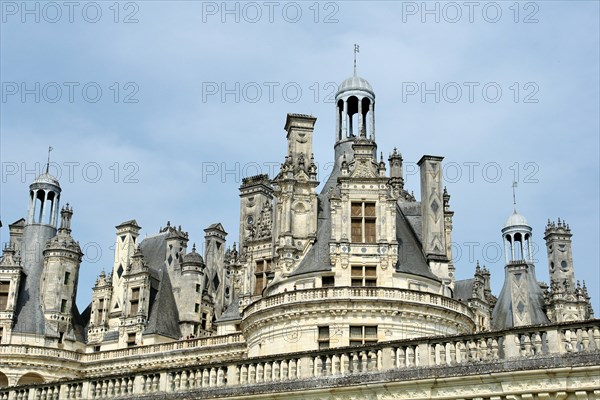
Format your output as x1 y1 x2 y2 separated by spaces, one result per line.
0 72 598 399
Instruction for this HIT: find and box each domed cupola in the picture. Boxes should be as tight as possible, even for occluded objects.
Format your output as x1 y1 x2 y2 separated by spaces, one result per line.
27 171 61 227
335 45 376 143
182 244 205 273
336 75 375 98
502 209 533 264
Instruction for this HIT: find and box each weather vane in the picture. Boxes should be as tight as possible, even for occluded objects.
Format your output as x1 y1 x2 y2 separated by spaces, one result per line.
46 146 54 174
512 181 518 208
353 44 360 76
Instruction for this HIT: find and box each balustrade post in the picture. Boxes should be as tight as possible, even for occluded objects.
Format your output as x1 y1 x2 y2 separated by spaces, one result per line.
417 343 429 366
381 347 394 370
58 383 68 400
299 356 313 378
158 372 168 393
503 333 521 358
546 328 564 354
226 364 238 386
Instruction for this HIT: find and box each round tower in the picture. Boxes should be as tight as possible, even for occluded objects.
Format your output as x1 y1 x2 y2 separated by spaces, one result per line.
41 204 83 346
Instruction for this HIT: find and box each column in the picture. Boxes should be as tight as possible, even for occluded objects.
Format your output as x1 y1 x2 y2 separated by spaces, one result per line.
369 102 375 141
342 99 348 138
27 190 36 224
39 190 48 224
336 103 341 141
357 97 364 137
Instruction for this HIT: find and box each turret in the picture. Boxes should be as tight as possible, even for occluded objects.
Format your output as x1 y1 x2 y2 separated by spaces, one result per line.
40 204 83 346
544 219 593 322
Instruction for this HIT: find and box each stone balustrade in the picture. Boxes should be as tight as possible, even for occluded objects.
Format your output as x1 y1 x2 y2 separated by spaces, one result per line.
0 320 599 399
242 286 474 319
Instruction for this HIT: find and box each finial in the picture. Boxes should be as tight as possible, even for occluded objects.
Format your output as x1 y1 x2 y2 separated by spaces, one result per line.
353 44 360 76
192 243 196 252
512 180 518 210
46 146 54 174
380 152 384 162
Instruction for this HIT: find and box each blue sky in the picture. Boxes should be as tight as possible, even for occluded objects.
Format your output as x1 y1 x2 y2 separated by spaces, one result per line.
1 1 598 310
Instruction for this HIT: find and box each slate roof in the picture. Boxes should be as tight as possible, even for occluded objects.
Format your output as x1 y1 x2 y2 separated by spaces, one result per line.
289 150 343 277
394 207 439 281
399 202 423 243
139 232 182 340
491 265 549 330
144 268 181 339
13 226 56 335
217 294 241 322
454 278 475 301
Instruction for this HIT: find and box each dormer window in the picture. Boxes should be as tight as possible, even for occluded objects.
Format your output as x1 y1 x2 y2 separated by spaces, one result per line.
0 281 9 310
351 202 376 243
130 288 140 315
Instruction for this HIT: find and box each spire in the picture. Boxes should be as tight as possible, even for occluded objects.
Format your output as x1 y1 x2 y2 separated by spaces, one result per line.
46 146 53 174
512 181 518 213
59 203 73 234
353 44 360 76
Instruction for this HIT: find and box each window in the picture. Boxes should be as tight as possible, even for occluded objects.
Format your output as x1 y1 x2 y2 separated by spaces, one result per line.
351 266 377 287
130 288 140 315
201 313 208 331
0 327 3 343
0 281 9 310
193 324 199 336
195 284 201 293
351 202 376 243
318 326 330 349
254 259 272 295
93 345 101 352
96 298 105 325
349 325 377 346
322 276 335 288
127 333 136 347
64 271 71 285
60 299 68 313
194 303 200 313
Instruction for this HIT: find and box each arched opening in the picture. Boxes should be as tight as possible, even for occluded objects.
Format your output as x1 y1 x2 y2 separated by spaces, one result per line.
337 99 344 141
35 190 45 223
524 233 531 260
17 372 44 385
361 97 371 137
514 233 523 261
346 96 359 137
44 191 55 225
0 371 9 388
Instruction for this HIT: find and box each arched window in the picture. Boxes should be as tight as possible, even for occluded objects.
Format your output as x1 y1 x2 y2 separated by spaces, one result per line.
17 372 44 385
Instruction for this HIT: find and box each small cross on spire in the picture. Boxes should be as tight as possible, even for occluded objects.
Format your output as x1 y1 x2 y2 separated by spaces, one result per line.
512 181 518 209
46 146 54 173
353 44 360 76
